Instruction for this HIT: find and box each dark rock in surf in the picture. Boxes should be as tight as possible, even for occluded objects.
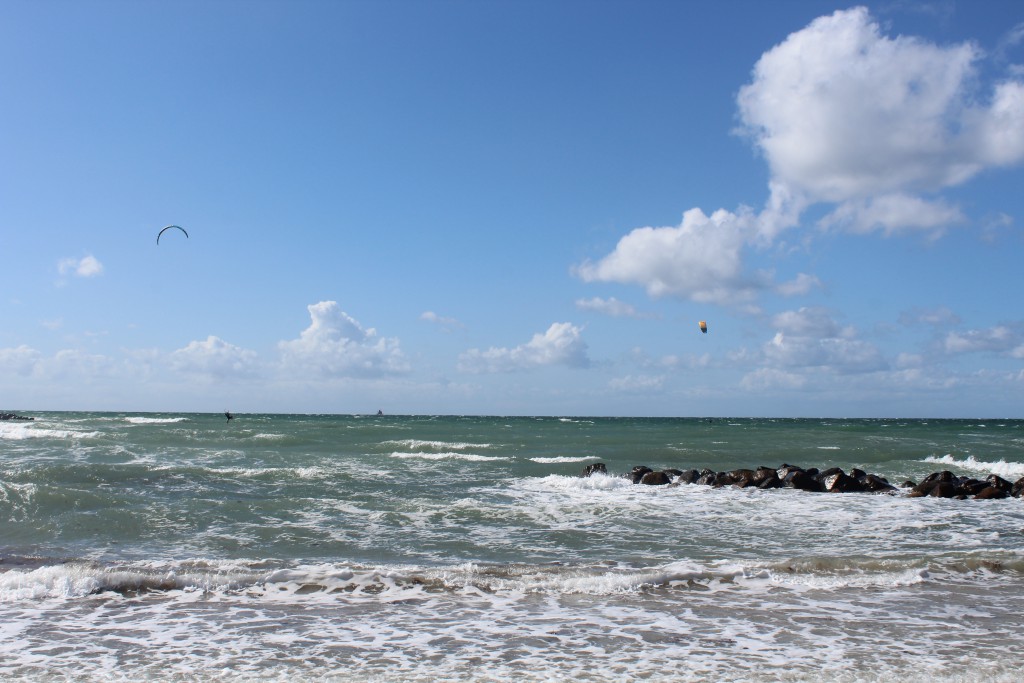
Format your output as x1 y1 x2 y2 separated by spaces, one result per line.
927 481 958 498
725 469 757 488
820 471 865 494
640 471 672 486
783 469 821 492
860 474 897 493
1012 477 1024 498
672 469 700 485
986 474 1013 493
694 469 718 486
974 486 1008 500
582 463 607 477
629 466 653 484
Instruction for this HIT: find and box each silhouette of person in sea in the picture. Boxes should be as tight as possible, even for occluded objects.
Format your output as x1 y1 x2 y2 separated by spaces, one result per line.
225 411 234 423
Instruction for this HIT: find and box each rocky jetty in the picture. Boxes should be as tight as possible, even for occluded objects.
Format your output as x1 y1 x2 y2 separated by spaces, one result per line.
582 462 1024 500
0 412 34 421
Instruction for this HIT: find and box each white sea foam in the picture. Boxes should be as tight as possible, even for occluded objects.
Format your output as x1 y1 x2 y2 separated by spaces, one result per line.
923 454 1024 479
382 439 493 451
124 416 188 424
525 472 632 492
388 451 506 462
529 456 595 463
0 423 101 440
2 557 1024 682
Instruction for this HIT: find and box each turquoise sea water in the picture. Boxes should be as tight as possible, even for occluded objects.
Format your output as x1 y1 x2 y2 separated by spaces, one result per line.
2 413 1024 681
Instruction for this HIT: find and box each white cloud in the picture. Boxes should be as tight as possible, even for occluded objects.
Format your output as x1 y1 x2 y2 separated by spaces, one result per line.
759 308 887 375
737 6 1024 235
417 311 462 331
771 307 846 338
775 273 821 297
57 255 104 278
575 207 767 304
278 301 409 378
817 193 965 237
741 367 806 391
899 306 961 327
575 297 651 318
943 325 1020 355
458 322 590 373
609 374 665 392
421 311 464 329
0 345 42 377
578 8 1024 309
170 335 260 379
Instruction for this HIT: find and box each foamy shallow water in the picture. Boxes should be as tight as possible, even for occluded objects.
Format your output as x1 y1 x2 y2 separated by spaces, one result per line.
2 557 1023 682
3 413 1024 681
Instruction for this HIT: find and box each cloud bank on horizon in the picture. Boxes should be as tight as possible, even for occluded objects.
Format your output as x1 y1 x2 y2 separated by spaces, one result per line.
2 4 1023 416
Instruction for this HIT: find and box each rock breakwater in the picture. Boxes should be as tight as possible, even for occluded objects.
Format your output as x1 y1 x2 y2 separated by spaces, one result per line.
584 462 1024 500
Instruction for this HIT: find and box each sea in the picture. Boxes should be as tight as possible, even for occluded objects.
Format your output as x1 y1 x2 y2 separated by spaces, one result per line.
2 413 1024 682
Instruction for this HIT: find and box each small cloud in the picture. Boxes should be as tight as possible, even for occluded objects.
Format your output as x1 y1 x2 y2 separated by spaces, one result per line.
943 325 1019 355
458 322 590 373
741 367 806 390
278 301 409 378
575 297 653 319
899 306 961 327
817 194 965 238
574 207 768 305
0 345 42 377
609 374 665 392
776 273 821 297
421 311 464 330
170 335 260 380
58 255 104 278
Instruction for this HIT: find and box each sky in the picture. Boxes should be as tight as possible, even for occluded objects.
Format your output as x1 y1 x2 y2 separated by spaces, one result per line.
2 0 1023 417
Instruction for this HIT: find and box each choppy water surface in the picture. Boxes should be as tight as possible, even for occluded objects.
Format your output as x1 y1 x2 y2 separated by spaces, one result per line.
2 413 1023 681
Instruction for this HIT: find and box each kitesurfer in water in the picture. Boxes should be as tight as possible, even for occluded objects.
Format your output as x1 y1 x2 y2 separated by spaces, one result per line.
225 411 234 423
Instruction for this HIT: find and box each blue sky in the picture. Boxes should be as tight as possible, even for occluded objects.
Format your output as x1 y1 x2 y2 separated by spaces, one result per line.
2 0 1023 417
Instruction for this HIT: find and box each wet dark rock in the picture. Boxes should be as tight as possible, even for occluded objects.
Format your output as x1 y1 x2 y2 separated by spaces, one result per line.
927 481 959 498
922 470 956 485
860 474 897 493
783 469 822 492
850 468 867 480
821 471 865 494
752 467 780 489
726 469 757 488
628 466 653 484
582 463 607 477
986 474 1013 493
692 471 716 485
1012 477 1024 498
0 412 33 421
640 471 672 486
671 469 700 485
957 479 989 496
901 480 917 488
974 486 1008 500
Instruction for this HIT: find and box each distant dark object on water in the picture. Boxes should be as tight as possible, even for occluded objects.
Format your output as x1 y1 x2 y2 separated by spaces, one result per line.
377 409 383 416
0 412 33 421
225 411 234 423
